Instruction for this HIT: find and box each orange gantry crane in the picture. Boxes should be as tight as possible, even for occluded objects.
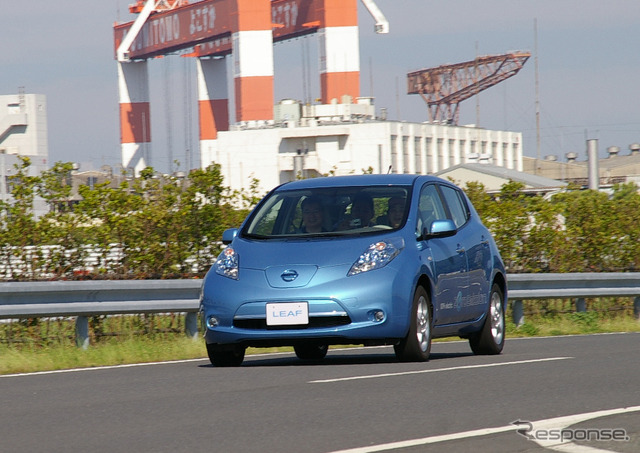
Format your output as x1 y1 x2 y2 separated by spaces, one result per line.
114 0 388 174
407 51 530 125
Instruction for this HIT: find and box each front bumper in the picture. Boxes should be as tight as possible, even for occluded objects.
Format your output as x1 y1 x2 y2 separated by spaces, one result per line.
200 263 414 347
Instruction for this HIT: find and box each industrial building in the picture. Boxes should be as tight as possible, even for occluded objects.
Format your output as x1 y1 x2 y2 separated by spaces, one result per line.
112 0 528 194
4 1 639 210
205 97 524 193
0 91 49 216
523 143 640 189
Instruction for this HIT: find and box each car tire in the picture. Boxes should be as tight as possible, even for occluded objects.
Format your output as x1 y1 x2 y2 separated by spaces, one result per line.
469 283 505 355
294 343 329 360
207 343 246 367
394 286 431 362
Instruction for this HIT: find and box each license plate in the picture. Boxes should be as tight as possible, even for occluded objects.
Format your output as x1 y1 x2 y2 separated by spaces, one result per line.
266 302 309 326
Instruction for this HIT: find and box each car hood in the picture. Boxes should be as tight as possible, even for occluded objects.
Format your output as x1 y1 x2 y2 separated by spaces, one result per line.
230 234 399 270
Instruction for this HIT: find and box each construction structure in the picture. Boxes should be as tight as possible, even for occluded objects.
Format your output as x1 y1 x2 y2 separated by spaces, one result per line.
407 52 530 125
113 1 526 194
114 0 388 174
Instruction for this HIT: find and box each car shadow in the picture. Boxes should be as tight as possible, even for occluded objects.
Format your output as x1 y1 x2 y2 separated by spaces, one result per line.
198 350 474 368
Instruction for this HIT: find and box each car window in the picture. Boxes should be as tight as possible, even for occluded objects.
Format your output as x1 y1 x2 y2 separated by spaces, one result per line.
246 196 287 236
440 185 469 228
243 185 411 238
417 184 447 235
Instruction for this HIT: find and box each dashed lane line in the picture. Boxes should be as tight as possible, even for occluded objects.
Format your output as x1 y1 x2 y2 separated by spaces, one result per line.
308 356 574 384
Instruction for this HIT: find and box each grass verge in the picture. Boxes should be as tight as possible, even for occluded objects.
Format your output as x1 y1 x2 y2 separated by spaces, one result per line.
1 317 639 376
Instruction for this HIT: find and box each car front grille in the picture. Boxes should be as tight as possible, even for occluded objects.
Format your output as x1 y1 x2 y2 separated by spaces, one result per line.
233 315 351 330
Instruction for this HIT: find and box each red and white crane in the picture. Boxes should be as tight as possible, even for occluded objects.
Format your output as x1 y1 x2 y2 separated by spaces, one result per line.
407 52 531 125
114 0 387 174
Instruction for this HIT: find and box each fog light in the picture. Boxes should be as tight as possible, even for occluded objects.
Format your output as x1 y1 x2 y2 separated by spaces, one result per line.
369 310 385 322
206 316 219 329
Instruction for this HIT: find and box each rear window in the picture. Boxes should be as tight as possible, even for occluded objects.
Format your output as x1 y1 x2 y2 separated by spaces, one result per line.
243 185 412 239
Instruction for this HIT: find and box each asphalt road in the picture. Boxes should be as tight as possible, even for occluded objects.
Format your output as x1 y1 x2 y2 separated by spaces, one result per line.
2 333 639 453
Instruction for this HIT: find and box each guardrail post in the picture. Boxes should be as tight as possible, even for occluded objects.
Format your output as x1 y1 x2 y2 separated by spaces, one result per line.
511 300 524 326
634 297 640 320
185 312 198 340
75 316 90 349
575 298 586 312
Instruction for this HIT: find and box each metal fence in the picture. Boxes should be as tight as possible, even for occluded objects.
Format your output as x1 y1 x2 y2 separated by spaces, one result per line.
1 273 639 347
0 279 202 348
507 272 640 326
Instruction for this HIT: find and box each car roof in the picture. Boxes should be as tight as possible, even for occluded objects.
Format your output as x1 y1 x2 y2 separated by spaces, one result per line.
275 174 445 191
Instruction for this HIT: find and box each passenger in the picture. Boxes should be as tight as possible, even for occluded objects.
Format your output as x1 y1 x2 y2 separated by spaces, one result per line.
298 196 325 233
342 192 375 229
385 197 406 228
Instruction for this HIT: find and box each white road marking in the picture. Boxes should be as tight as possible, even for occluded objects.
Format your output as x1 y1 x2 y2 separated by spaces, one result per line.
4 333 633 378
325 406 640 453
0 349 300 378
522 406 640 452
308 356 573 383
0 357 209 378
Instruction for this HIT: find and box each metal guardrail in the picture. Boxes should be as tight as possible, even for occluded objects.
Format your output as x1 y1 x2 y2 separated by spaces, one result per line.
0 279 202 348
507 272 640 299
1 274 639 347
507 273 640 326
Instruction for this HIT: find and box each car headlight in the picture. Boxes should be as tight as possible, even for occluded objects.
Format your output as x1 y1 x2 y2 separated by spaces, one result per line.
348 238 403 276
214 247 239 280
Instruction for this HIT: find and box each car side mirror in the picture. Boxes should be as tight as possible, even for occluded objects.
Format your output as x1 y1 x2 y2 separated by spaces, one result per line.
422 219 457 240
222 228 239 245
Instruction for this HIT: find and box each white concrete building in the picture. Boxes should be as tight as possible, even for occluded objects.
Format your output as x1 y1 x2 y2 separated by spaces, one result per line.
201 99 524 194
0 92 49 216
0 93 48 162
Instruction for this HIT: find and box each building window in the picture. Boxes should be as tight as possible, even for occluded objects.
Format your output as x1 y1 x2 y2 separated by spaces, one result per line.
390 135 398 173
402 136 410 173
426 137 433 173
414 137 422 174
437 138 444 171
503 143 511 168
449 139 456 165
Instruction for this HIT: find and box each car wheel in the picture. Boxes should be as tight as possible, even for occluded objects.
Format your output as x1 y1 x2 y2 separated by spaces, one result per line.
294 343 329 360
469 283 505 355
206 343 246 367
394 286 431 362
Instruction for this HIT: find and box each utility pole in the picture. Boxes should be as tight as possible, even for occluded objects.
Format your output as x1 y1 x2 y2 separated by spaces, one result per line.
534 18 541 174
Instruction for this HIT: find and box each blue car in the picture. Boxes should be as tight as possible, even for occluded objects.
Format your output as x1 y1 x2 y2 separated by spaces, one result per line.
199 174 507 366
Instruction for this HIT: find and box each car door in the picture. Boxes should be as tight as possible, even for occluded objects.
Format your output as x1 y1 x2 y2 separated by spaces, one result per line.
439 184 488 322
416 183 469 326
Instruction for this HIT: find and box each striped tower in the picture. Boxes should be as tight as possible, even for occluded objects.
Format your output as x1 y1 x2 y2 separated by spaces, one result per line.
118 60 151 175
318 0 360 103
197 57 229 165
231 0 274 121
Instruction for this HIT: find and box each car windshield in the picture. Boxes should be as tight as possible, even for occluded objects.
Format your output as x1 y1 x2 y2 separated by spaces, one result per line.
243 185 412 239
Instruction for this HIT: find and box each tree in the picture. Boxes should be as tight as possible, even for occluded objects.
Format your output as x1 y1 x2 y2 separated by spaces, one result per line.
607 182 640 271
76 171 142 276
37 162 88 277
552 189 615 271
0 157 41 279
481 181 531 272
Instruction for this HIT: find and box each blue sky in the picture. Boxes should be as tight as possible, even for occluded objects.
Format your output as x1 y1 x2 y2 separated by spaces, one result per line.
2 0 639 173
